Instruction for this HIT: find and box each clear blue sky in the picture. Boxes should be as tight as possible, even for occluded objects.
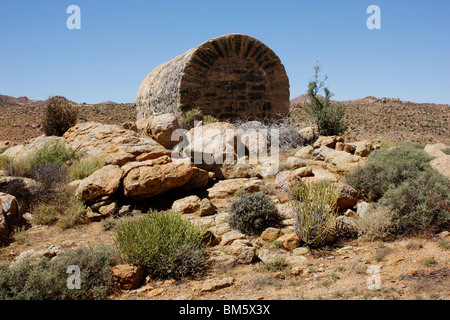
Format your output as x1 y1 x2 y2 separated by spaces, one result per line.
0 0 449 104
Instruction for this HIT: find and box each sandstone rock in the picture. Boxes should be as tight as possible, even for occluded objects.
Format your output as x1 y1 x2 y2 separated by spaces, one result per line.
322 147 365 174
200 277 234 292
97 200 118 217
295 145 314 159
63 122 170 166
229 240 256 264
348 141 373 157
75 165 123 202
276 233 301 250
240 130 268 157
313 136 344 149
274 171 301 203
111 264 146 290
136 113 180 149
299 126 319 145
334 182 358 211
302 168 339 184
122 157 193 199
335 142 356 153
0 193 21 245
181 167 210 190
430 157 450 179
261 227 282 242
199 198 216 217
293 167 313 178
1 135 65 161
182 122 245 165
311 148 326 161
207 178 264 199
215 161 262 180
424 144 447 158
172 195 201 214
292 247 310 256
286 157 306 169
220 230 246 246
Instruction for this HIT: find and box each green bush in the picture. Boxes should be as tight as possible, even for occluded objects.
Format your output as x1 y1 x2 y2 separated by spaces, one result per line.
303 65 348 136
42 96 79 136
380 169 450 235
0 155 12 170
68 156 105 181
28 138 78 170
290 181 338 248
228 192 282 236
0 245 116 300
115 211 208 280
345 144 433 201
179 108 218 130
443 147 450 155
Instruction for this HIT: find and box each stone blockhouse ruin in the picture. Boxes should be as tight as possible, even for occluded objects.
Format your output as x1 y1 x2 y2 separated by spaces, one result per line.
136 34 290 121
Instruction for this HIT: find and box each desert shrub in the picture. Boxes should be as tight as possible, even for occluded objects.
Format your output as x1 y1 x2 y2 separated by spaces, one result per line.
0 245 116 300
115 211 208 279
234 116 304 151
289 181 338 248
443 147 450 155
179 108 205 130
68 156 105 181
0 155 12 170
228 192 282 236
303 65 348 136
42 96 79 136
345 144 433 201
32 188 86 228
28 138 78 170
380 169 450 235
203 115 219 125
356 206 395 241
5 158 32 178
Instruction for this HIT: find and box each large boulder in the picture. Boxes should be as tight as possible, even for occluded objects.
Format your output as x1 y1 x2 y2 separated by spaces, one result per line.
424 144 450 179
63 122 171 166
313 135 344 149
348 141 373 157
181 122 245 165
122 156 193 199
240 130 268 158
333 182 358 211
75 165 123 202
207 178 264 199
136 113 180 149
274 171 301 203
0 193 22 245
1 135 65 161
321 146 366 174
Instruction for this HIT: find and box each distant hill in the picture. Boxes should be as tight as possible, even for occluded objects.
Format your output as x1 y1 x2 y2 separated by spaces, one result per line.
290 94 450 144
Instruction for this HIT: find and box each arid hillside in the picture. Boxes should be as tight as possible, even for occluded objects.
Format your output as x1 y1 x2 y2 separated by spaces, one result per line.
291 95 450 145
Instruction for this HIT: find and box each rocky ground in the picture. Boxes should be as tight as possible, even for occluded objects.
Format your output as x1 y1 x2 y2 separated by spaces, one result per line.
0 106 449 301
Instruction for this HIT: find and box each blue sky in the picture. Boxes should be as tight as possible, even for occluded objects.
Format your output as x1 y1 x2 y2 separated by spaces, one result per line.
0 0 449 104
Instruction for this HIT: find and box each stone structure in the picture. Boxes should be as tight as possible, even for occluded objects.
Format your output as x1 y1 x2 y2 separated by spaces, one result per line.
137 34 290 121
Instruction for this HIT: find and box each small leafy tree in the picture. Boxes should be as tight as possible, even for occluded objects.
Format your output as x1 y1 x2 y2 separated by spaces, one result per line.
303 65 348 136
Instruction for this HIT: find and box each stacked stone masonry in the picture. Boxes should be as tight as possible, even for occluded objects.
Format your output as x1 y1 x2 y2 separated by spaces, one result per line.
137 34 290 121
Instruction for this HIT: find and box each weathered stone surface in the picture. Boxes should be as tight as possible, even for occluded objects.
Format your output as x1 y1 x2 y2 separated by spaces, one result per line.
334 182 358 211
292 167 313 178
181 167 210 190
200 277 234 292
216 162 262 180
182 122 244 165
136 113 180 149
122 157 193 199
299 126 319 145
0 193 22 245
424 144 450 179
240 130 267 157
322 147 365 174
261 227 282 242
220 230 246 246
274 171 301 203
1 135 65 161
348 141 373 157
63 122 171 166
295 145 314 159
229 240 256 264
286 157 306 169
75 165 123 202
137 34 290 121
172 195 201 214
111 264 146 290
199 198 217 217
276 233 301 250
207 178 264 199
313 136 344 149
